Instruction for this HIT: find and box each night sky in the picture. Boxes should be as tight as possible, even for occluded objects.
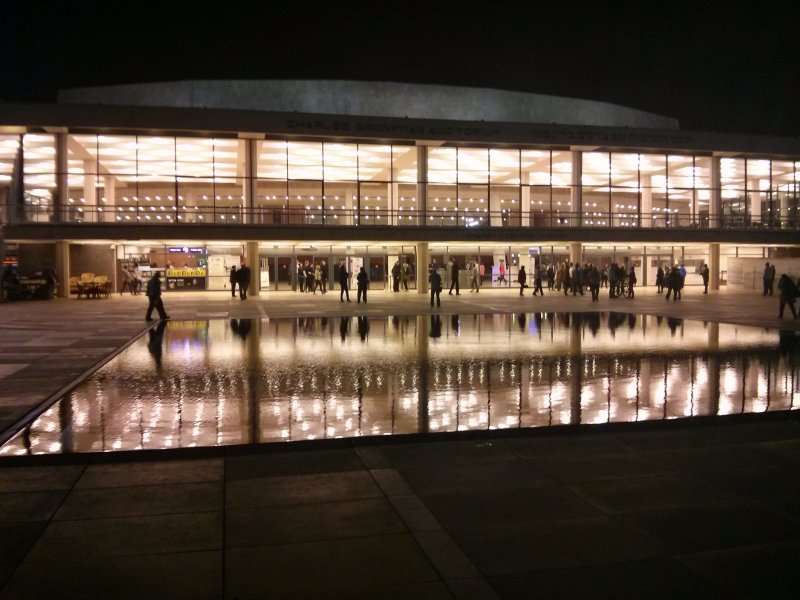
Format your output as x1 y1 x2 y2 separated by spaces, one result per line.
2 2 799 138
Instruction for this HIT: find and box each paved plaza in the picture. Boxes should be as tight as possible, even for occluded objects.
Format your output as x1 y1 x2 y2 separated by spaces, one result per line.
0 286 799 598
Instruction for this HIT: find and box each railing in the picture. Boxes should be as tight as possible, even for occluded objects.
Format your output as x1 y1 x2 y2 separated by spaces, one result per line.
4 204 800 231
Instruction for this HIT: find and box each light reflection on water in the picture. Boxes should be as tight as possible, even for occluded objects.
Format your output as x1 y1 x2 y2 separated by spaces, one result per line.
2 313 798 456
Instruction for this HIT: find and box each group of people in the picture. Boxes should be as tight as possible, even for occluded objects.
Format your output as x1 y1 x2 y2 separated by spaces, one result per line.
389 260 413 292
296 260 329 294
120 262 143 295
228 263 251 300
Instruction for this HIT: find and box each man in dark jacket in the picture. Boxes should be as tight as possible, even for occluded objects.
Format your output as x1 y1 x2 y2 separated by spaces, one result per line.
145 271 170 321
448 259 460 295
430 269 442 307
237 263 251 300
356 266 369 303
339 261 350 302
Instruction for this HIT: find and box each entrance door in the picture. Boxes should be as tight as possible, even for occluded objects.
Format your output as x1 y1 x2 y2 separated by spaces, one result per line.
276 256 293 290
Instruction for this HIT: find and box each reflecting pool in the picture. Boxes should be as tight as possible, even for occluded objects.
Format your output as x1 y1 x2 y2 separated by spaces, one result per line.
2 313 798 455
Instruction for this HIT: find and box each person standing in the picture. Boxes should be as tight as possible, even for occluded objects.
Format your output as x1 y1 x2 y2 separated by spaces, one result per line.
429 268 442 307
588 264 600 301
356 266 369 303
229 265 238 298
763 262 776 296
401 260 411 291
339 261 350 302
391 260 401 293
320 260 328 294
470 261 480 293
666 266 680 301
237 263 251 300
518 265 526 296
701 263 710 294
627 267 637 299
655 266 665 293
678 264 686 299
297 262 306 293
448 259 460 295
777 274 798 319
145 271 170 321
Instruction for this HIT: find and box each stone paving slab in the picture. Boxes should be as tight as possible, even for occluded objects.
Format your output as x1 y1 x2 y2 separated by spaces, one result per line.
0 288 798 597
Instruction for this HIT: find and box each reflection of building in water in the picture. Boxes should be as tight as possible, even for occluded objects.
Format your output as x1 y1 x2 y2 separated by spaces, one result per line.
2 314 797 456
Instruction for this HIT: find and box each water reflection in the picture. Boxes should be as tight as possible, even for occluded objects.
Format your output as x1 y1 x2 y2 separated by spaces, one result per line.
2 312 798 456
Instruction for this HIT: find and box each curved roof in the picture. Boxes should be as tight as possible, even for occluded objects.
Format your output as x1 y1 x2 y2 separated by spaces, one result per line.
57 80 679 130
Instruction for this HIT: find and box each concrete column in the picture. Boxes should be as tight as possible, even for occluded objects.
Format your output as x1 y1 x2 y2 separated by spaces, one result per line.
246 241 259 297
641 174 652 227
55 240 70 298
710 157 721 228
709 242 720 291
83 159 96 222
569 242 582 266
103 176 116 223
749 179 761 225
571 151 582 226
55 133 68 223
416 242 429 294
243 140 257 225
521 172 530 227
417 146 428 227
391 182 399 226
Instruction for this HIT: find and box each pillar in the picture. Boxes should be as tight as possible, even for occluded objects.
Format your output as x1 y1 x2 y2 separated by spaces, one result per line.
55 240 69 298
571 150 582 226
749 178 761 225
242 139 256 225
103 176 116 223
246 241 259 297
521 172 531 227
391 182 399 226
710 157 721 228
417 146 428 228
82 159 96 222
709 243 720 291
569 242 582 266
416 242 429 294
641 174 652 227
55 133 68 223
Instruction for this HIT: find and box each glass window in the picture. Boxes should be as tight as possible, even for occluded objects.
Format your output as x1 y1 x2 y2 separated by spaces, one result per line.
23 134 55 222
428 147 456 184
392 146 417 183
358 145 391 181
323 143 357 181
490 149 519 185
457 148 488 184
288 142 323 180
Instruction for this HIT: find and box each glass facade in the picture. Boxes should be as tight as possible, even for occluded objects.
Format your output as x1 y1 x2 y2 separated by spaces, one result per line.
2 132 798 230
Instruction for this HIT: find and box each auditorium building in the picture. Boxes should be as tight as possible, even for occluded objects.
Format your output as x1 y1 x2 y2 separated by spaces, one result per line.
1 80 799 296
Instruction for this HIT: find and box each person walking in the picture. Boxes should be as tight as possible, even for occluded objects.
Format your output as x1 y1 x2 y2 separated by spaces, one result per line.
237 263 251 300
763 262 776 296
356 266 369 303
532 266 544 296
518 265 527 296
313 264 323 294
229 265 238 298
429 268 442 307
339 261 350 302
777 274 798 319
145 271 170 321
448 259 460 295
132 262 143 295
701 263 710 294
320 260 328 293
